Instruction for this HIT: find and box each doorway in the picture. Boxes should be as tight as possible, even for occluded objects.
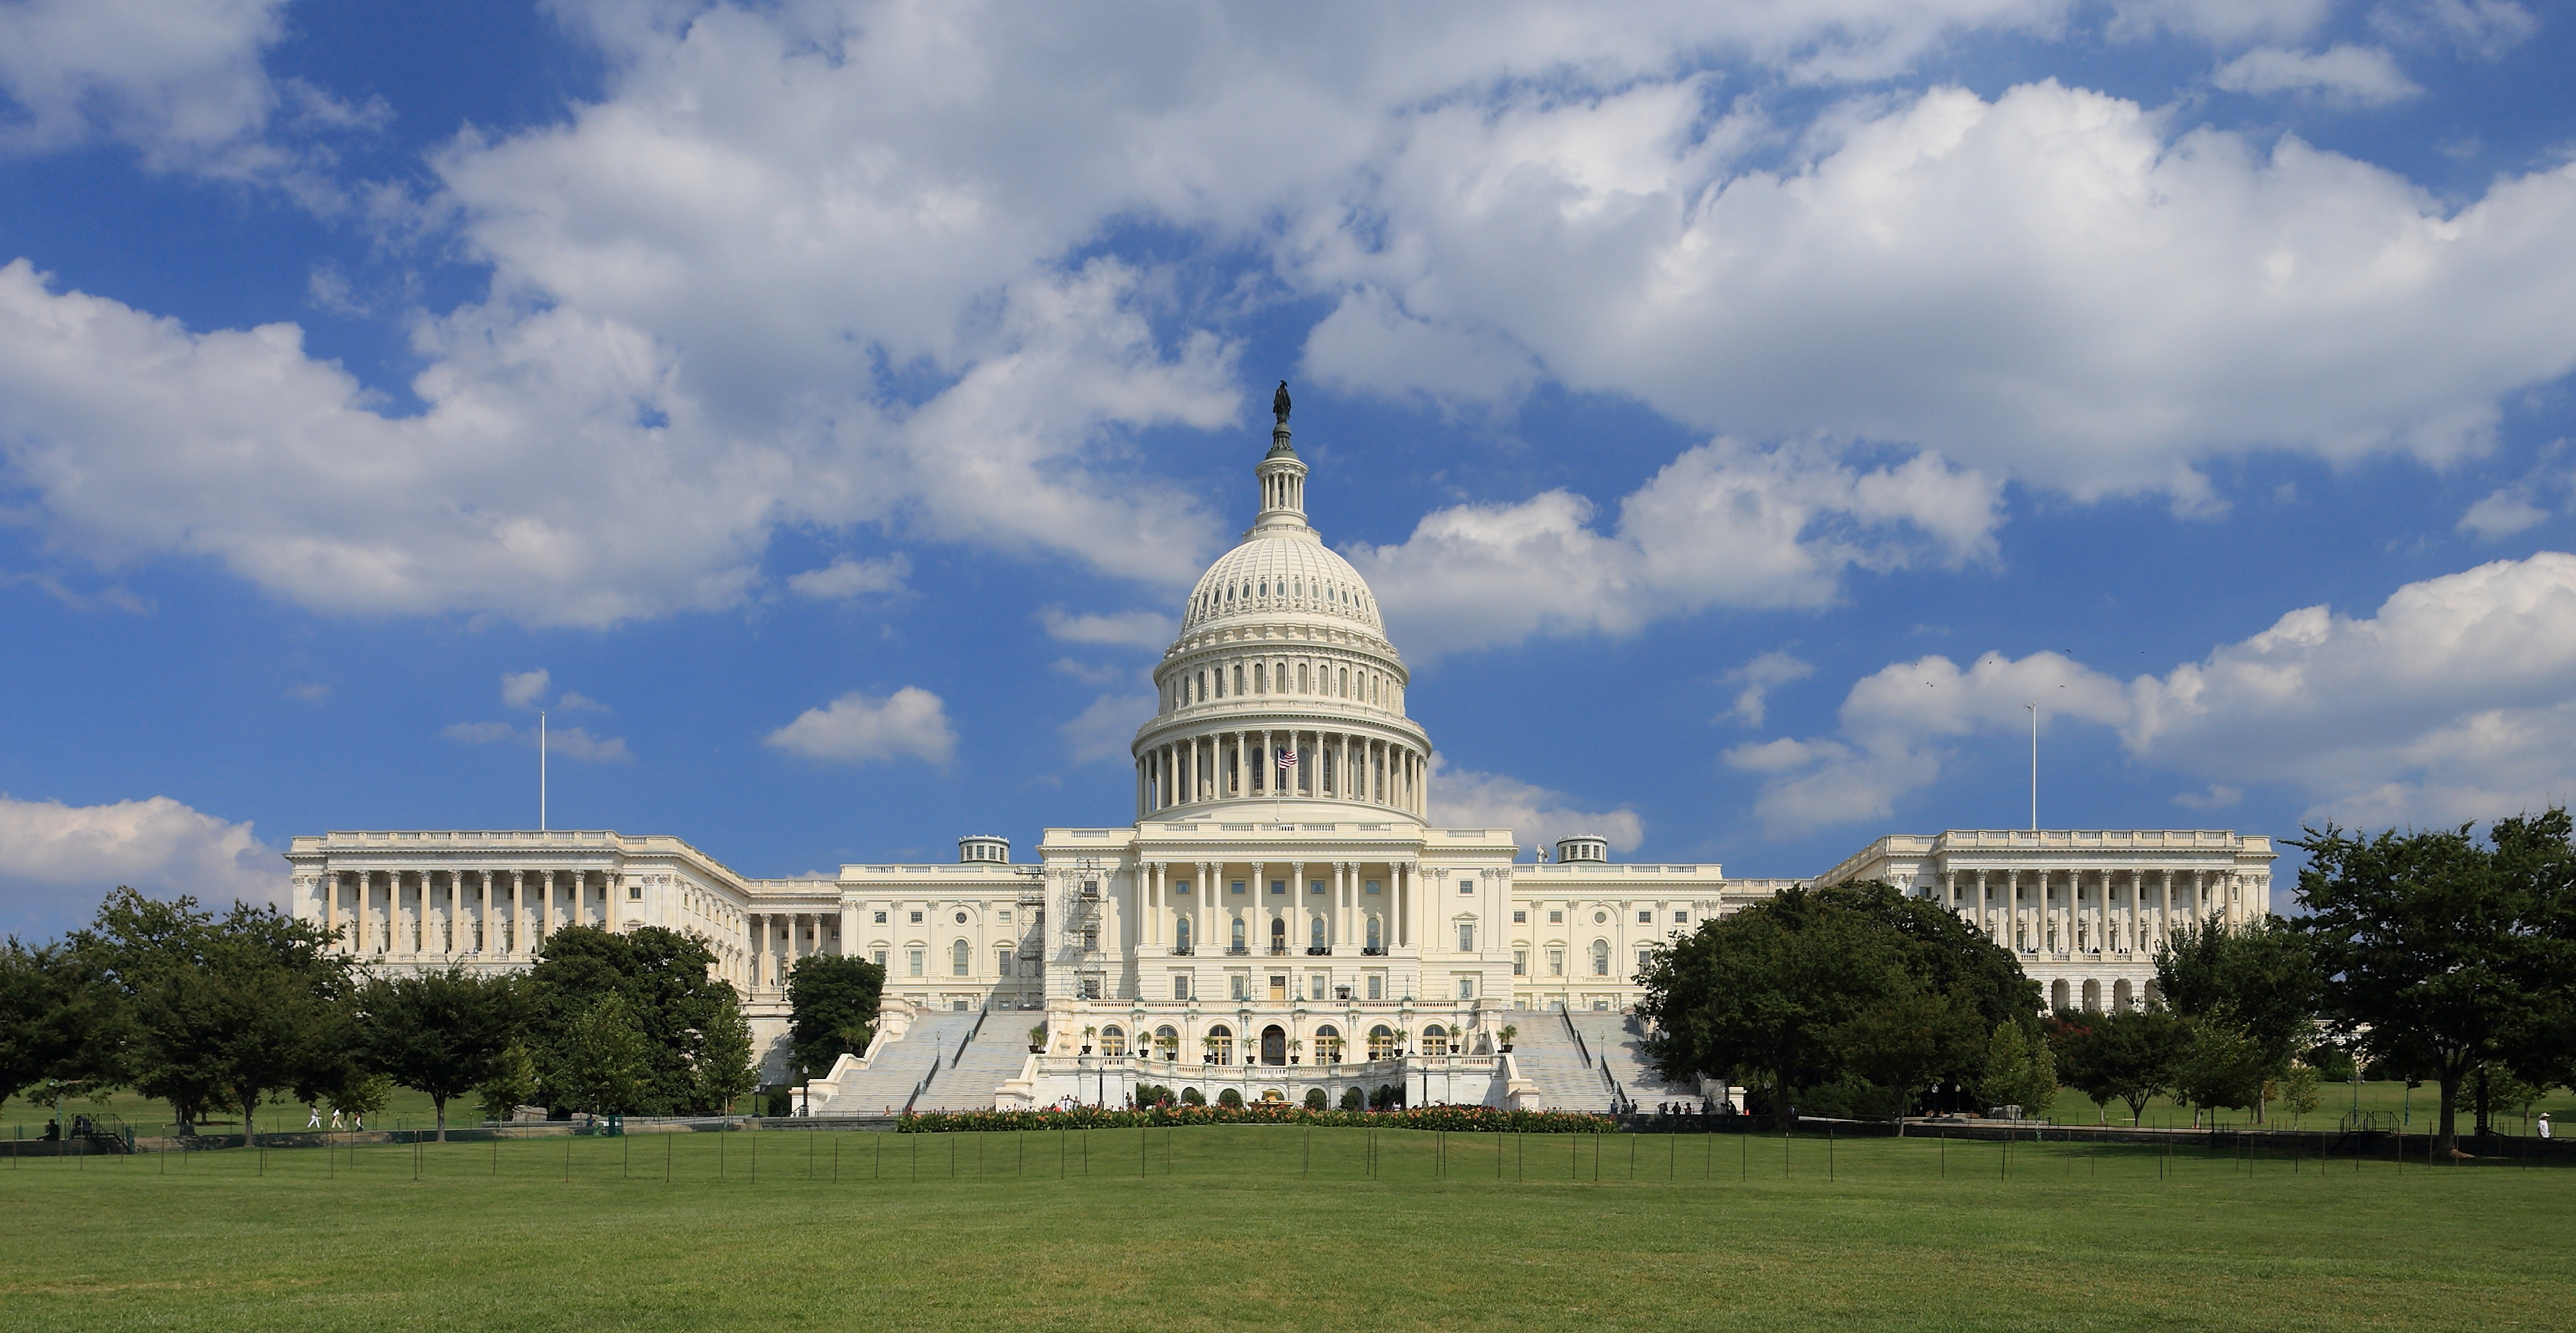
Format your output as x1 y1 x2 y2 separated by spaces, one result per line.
1260 1024 1287 1065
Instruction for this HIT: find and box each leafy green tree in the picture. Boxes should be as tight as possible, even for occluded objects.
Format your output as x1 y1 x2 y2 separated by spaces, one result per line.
2294 811 2576 1155
2051 1008 2187 1124
329 1073 392 1123
557 993 656 1115
692 986 759 1115
1640 882 2039 1126
2280 1063 2323 1127
1978 1022 2056 1118
2155 915 2319 1122
526 926 736 1114
477 1044 541 1122
786 954 884 1082
2171 1018 2268 1124
354 968 526 1140
0 938 119 1118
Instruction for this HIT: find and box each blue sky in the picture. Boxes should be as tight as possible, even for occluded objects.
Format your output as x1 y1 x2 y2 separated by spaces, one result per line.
5 0 2575 938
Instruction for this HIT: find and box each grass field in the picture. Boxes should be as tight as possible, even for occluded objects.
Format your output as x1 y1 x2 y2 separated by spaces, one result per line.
3 1124 2567 1331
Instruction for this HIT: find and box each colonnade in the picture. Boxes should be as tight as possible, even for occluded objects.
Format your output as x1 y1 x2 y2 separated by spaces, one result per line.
744 910 840 993
1134 858 1418 958
319 867 613 960
1136 728 1422 816
1948 866 2245 956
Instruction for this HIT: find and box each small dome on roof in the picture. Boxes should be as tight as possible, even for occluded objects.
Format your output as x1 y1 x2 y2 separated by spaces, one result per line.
1182 535 1382 637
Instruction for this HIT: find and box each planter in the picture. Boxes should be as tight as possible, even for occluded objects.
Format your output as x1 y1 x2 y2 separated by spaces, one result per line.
1080 1046 1093 1055
1029 1046 1044 1054
1498 1044 1514 1053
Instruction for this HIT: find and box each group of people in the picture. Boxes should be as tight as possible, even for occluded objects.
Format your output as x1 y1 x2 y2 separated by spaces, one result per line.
1651 1100 1735 1117
302 1106 365 1131
36 1114 102 1141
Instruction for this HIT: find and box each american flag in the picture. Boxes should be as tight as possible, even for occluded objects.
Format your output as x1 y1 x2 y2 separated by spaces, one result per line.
1276 750 1298 770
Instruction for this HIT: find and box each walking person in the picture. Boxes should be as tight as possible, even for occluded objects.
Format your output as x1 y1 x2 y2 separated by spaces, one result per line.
329 1107 344 1130
307 1106 323 1130
2541 1113 2553 1140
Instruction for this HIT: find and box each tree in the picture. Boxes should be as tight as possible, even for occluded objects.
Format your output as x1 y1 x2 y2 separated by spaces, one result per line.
786 954 884 1083
692 986 759 1116
2052 1008 2187 1124
354 968 525 1140
2171 1018 2269 1124
2280 1063 2323 1127
1979 1022 2056 1118
0 938 118 1118
557 993 656 1116
477 1044 540 1122
1640 882 2040 1127
2155 915 2319 1122
526 926 738 1114
2295 811 2576 1156
330 1073 392 1124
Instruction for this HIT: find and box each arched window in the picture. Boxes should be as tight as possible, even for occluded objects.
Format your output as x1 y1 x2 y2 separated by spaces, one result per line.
1231 918 1246 952
1270 917 1286 950
1422 1024 1449 1056
1314 1025 1342 1063
1100 1025 1127 1056
1310 916 1325 949
1233 665 1244 694
1154 1025 1180 1058
1174 917 1191 952
1590 940 1610 976
1368 1024 1396 1059
1338 667 1348 696
952 939 970 976
1366 916 1382 950
1255 663 1266 693
1205 1025 1234 1064
1297 662 1308 692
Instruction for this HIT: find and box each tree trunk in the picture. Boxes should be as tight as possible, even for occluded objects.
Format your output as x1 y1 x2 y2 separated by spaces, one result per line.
2437 1072 2459 1156
434 1094 447 1143
237 1085 255 1148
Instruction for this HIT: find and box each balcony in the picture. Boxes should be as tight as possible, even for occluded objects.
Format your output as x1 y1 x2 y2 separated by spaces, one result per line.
1226 946 1250 956
1305 946 1332 956
1169 945 1194 956
1362 947 1387 956
1268 944 1290 956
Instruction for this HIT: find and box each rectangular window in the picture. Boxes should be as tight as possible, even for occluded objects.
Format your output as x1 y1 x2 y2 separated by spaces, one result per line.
997 950 1013 977
1458 978 1475 1000
1078 976 1101 1000
999 909 1012 922
1174 974 1192 1000
873 910 888 923
1548 910 1563 924
1310 974 1326 1000
1674 910 1688 923
873 950 888 966
1269 975 1287 1001
909 910 924 924
1232 880 1246 895
1366 879 1381 894
1637 949 1652 975
1458 880 1472 894
1366 974 1383 1000
908 949 924 976
1270 880 1286 896
1175 881 1191 896
1310 880 1325 895
1637 910 1652 923
1548 949 1564 976
1513 950 1527 976
627 884 642 901
954 950 970 977
1231 975 1250 1001
1457 924 1474 952
1512 910 1526 923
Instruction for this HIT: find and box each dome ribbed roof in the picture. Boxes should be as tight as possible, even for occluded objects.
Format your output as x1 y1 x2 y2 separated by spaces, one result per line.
1182 531 1383 637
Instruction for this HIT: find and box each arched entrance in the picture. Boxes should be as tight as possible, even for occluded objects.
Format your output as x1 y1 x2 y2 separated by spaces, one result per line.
1260 1024 1287 1065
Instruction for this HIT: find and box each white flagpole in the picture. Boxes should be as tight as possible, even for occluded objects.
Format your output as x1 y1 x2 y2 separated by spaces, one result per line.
541 709 549 832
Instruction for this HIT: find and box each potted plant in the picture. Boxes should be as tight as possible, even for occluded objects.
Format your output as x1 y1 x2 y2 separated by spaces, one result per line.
1028 1024 1046 1054
1081 1024 1096 1055
1498 1024 1518 1054
1287 1037 1304 1065
1392 1028 1409 1058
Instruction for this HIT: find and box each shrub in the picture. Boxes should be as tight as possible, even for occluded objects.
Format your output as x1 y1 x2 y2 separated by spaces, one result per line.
1340 1086 1363 1111
1181 1086 1205 1106
1304 1088 1328 1110
894 1105 1617 1134
1218 1088 1243 1108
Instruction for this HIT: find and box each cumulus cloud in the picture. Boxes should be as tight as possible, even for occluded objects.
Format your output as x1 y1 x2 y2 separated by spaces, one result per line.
1350 439 2001 656
1040 607 1178 650
0 0 287 163
1734 552 2576 833
1722 651 1818 727
1429 754 1644 854
764 686 956 766
2109 0 2335 45
2370 1 2538 61
0 793 283 935
788 555 909 600
2211 45 2421 105
1061 693 1154 764
2459 488 2549 539
501 669 550 708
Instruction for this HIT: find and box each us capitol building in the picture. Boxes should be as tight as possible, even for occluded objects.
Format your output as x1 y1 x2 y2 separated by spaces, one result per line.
286 401 2274 1114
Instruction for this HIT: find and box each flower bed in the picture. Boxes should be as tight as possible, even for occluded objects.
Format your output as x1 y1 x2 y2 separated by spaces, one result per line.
898 1104 1616 1134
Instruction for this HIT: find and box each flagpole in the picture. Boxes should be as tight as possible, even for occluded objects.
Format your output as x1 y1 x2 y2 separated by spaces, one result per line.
541 709 549 832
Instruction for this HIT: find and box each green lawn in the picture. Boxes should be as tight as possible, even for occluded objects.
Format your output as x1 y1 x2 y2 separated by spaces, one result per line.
2042 1078 2576 1134
2 1124 2567 1331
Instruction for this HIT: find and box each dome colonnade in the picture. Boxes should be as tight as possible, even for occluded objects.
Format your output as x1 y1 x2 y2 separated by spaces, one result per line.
1132 415 1428 819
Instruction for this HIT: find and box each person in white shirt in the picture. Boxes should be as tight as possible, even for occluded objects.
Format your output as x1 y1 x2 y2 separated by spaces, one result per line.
2541 1113 2553 1140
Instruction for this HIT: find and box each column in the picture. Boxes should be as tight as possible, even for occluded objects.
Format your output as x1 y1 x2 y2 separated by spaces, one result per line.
1396 862 1410 948
1290 861 1305 952
322 871 340 952
840 898 858 956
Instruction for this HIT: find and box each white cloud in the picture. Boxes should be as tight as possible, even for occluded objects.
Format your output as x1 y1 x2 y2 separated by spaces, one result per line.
1429 754 1644 854
1736 552 2576 833
2172 784 2243 810
1040 607 1178 650
2109 0 2335 45
764 686 956 766
788 555 908 600
1350 439 2001 657
1060 693 1154 764
2211 45 2421 105
441 720 634 763
501 669 550 708
0 793 284 934
2371 1 2538 61
1722 651 1818 727
2459 488 2549 539
0 0 287 164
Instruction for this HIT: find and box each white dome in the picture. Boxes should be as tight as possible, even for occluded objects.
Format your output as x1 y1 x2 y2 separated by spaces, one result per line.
1182 531 1383 637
